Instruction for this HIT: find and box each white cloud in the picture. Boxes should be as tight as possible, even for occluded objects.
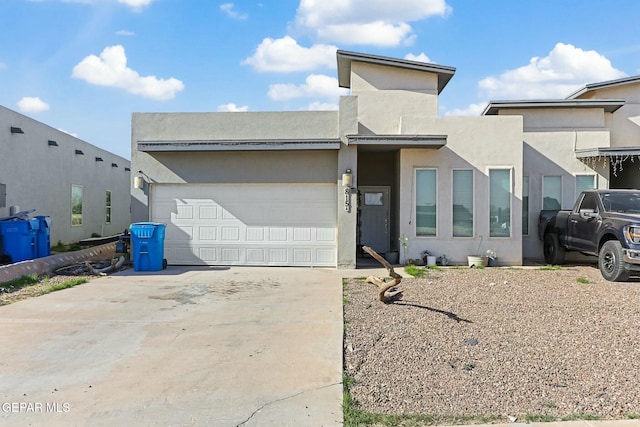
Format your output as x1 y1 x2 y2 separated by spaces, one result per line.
307 102 339 111
405 52 432 63
243 36 337 72
294 0 450 46
444 102 487 117
116 29 135 36
31 0 156 10
116 0 155 11
267 74 348 101
217 103 249 112
479 43 627 99
318 21 413 47
220 3 247 20
17 97 50 114
72 45 184 100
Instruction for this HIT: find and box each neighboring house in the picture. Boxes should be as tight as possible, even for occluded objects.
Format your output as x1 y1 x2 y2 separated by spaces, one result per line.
0 105 131 247
131 50 640 268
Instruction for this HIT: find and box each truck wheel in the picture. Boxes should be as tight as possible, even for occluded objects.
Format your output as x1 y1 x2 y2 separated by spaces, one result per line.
599 240 629 282
543 233 565 265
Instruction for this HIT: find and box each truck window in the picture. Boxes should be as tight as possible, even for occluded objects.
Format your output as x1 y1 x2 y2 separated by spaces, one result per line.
578 193 598 211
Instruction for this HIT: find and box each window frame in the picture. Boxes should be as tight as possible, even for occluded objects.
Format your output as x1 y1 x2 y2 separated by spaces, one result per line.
488 168 512 238
522 175 529 236
575 174 596 199
451 168 474 238
414 168 438 238
71 184 83 227
542 175 563 210
105 190 112 224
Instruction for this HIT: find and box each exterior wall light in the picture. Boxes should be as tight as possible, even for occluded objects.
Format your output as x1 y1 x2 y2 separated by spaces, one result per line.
95 157 104 162
134 170 151 189
10 127 24 134
342 168 354 212
342 169 352 187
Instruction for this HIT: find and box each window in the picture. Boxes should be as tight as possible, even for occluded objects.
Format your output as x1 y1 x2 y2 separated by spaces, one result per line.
522 176 529 235
578 192 598 211
489 169 511 237
576 175 596 198
105 190 112 224
415 169 437 236
452 169 473 237
71 185 83 226
542 176 562 210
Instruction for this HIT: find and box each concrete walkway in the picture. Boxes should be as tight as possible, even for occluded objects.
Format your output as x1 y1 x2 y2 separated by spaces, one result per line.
0 265 372 426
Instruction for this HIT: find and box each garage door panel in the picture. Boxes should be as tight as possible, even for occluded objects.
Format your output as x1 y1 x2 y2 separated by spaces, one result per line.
151 184 337 267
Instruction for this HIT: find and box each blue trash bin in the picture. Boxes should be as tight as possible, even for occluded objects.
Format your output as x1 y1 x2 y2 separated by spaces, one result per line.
130 222 166 271
35 215 52 258
0 218 39 263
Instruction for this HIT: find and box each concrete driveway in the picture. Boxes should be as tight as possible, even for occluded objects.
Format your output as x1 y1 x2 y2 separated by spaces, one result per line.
0 265 363 426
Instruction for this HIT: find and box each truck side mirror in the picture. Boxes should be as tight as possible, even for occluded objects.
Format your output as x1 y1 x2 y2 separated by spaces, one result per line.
579 208 598 219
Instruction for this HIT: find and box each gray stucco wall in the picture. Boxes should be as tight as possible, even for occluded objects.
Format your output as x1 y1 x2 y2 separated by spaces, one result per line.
0 105 131 245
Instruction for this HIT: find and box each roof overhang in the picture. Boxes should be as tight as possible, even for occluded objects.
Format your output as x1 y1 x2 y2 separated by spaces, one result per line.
567 75 640 99
575 146 640 159
347 134 447 150
137 139 342 152
483 99 625 115
336 50 456 93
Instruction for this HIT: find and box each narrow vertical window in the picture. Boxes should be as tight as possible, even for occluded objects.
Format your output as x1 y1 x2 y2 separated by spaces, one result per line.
489 169 511 237
452 169 473 237
71 185 83 226
522 176 529 235
542 176 562 210
105 190 112 224
415 169 437 236
576 175 595 198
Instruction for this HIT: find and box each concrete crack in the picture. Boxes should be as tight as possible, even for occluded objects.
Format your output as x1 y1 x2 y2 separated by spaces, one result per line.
236 382 341 426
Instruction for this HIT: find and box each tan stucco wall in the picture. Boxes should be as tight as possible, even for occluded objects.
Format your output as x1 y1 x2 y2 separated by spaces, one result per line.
506 108 606 130
398 116 524 265
574 84 640 148
350 62 439 134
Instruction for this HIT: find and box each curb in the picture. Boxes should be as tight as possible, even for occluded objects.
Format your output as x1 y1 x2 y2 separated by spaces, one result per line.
0 243 117 284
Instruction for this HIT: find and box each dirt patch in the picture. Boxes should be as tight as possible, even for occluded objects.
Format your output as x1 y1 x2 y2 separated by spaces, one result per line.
343 265 640 423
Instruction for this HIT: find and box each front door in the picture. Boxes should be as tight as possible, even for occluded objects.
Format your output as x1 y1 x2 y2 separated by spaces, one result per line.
359 186 390 253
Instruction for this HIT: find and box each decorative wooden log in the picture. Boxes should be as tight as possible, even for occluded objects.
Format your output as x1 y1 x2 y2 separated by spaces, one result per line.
363 246 403 303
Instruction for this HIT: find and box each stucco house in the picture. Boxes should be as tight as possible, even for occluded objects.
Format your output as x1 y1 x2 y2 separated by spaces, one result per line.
130 50 640 268
0 105 131 247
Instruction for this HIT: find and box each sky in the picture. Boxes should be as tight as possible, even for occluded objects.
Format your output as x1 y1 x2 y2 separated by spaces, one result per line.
2 0 640 160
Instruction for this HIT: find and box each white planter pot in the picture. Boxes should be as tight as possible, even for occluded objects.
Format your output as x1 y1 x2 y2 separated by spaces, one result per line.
467 255 488 267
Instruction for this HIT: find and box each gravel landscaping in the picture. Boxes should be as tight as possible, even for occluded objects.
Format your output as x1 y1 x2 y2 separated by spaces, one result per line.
343 264 640 424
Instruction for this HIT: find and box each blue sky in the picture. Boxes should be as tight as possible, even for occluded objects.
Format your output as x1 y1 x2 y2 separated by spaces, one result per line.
2 0 640 160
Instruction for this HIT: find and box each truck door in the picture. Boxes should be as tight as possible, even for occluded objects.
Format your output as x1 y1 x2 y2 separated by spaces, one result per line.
569 192 599 253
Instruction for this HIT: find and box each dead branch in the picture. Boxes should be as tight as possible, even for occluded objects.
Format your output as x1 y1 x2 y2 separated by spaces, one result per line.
363 246 403 303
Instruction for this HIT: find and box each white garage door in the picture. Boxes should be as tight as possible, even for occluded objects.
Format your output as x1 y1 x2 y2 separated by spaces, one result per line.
150 184 337 267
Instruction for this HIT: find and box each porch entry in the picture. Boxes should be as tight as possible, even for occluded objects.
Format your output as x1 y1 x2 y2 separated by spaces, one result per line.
358 186 391 254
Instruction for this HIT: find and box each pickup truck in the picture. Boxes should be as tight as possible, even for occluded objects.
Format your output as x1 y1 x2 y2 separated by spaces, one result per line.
538 189 640 281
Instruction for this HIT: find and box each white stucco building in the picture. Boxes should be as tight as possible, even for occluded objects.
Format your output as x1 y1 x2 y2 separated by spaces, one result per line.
0 105 131 247
130 50 640 268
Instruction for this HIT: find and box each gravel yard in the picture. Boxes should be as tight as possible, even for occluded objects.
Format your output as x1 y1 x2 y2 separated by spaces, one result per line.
343 265 640 423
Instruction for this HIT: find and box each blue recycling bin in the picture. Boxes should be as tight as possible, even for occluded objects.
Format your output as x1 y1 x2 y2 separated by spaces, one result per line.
0 218 39 263
130 222 166 271
35 215 52 258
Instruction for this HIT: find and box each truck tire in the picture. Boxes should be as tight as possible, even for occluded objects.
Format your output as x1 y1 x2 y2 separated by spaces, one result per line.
543 233 565 265
599 240 629 282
